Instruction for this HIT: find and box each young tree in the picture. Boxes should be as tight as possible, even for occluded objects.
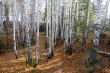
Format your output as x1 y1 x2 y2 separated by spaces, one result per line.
45 0 49 50
81 0 90 51
0 0 5 35
12 0 18 59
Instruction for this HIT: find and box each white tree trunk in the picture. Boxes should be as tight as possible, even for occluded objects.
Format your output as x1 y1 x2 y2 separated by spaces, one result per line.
46 0 52 55
93 0 102 50
35 0 42 64
11 0 18 58
22 0 32 63
1 0 5 35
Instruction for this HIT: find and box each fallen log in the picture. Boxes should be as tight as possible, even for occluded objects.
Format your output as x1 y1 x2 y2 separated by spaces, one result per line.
97 50 110 58
42 52 54 59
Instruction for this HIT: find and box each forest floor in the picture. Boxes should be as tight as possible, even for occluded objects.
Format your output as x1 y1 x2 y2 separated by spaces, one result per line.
0 32 110 73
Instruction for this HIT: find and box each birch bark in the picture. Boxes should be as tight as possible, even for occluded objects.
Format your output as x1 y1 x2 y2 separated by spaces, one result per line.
22 0 32 64
12 0 18 59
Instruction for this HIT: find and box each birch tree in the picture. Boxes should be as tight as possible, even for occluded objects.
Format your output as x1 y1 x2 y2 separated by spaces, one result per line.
100 0 109 28
45 0 49 50
63 0 75 55
0 0 5 35
81 0 90 51
48 0 53 58
87 0 103 72
45 0 53 59
21 0 32 65
60 0 64 41
35 0 42 65
30 0 37 45
12 0 18 59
